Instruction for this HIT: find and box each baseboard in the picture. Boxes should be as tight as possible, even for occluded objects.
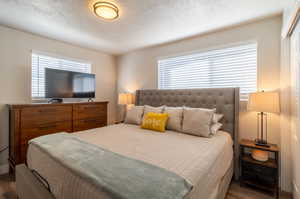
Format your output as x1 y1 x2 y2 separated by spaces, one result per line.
0 163 9 175
293 181 300 199
281 191 293 198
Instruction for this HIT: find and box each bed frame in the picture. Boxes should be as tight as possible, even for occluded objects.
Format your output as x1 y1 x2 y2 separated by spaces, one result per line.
136 88 240 180
16 87 239 199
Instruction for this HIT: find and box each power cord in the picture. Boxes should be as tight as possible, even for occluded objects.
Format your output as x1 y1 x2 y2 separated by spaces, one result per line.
0 146 8 153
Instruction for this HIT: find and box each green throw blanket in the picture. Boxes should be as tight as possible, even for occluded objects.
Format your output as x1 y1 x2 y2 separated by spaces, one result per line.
29 133 193 199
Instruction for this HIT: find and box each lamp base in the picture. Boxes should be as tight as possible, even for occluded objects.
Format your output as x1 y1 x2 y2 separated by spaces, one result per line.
255 139 270 148
252 149 269 162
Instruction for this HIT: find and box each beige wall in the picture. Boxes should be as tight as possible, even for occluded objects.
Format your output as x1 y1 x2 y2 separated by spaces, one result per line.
280 36 292 192
281 0 300 195
117 16 286 188
0 25 117 167
279 1 295 193
117 15 282 145
290 14 300 198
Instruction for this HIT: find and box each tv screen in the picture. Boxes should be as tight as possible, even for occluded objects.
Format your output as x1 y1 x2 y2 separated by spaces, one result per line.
45 68 95 98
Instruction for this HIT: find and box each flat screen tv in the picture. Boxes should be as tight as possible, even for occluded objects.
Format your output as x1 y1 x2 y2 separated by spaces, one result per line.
45 68 95 99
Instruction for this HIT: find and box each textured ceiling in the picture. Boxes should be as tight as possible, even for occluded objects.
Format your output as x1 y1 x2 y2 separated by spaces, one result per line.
0 0 291 55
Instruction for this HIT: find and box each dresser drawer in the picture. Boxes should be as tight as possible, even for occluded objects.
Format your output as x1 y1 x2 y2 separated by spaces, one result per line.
73 118 106 132
8 101 108 168
21 121 72 143
21 106 72 128
73 104 107 120
19 119 72 165
20 144 27 164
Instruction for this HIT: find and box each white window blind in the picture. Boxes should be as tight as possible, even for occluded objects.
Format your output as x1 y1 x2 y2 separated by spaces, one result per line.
158 43 257 100
31 53 91 98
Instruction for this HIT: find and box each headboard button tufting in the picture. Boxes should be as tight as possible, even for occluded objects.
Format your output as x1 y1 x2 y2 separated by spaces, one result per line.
136 88 239 140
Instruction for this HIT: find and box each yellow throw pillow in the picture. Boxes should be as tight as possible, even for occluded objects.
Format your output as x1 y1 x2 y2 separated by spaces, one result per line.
141 112 169 132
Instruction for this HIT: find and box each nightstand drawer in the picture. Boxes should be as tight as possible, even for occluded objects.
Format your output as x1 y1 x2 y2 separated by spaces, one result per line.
242 162 277 177
242 171 277 186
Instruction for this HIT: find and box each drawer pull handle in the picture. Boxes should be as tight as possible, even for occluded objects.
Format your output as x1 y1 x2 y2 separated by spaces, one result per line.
39 125 57 130
38 110 56 113
83 107 98 110
84 119 97 123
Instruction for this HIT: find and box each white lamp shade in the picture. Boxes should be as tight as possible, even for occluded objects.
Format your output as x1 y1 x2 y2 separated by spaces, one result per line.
247 91 280 113
118 93 134 105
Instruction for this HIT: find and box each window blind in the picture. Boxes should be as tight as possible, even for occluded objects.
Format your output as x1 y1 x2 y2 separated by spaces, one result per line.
32 53 91 98
158 43 257 100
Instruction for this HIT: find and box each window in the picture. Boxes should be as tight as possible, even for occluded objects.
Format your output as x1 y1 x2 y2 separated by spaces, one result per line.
31 53 91 98
158 43 257 100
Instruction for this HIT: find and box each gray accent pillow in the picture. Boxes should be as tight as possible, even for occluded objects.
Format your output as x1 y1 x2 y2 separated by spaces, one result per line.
124 106 144 125
164 107 183 132
182 107 215 137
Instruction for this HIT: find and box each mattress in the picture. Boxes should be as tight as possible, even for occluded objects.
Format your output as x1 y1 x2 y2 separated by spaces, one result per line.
27 124 233 199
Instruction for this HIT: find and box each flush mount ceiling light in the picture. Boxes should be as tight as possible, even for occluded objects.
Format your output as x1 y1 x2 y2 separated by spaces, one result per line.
93 1 119 20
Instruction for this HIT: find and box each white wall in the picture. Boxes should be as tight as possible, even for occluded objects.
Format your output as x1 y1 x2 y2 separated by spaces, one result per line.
0 25 117 168
117 15 286 187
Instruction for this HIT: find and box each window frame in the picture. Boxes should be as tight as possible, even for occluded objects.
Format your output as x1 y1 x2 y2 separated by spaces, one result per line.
31 50 92 99
157 41 258 101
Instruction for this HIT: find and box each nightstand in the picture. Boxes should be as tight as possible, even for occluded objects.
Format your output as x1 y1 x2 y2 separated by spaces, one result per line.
239 139 279 199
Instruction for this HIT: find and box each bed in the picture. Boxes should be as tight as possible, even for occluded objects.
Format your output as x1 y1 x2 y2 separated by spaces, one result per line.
16 88 240 199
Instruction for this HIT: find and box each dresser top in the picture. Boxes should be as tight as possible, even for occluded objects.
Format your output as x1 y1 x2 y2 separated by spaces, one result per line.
8 101 109 109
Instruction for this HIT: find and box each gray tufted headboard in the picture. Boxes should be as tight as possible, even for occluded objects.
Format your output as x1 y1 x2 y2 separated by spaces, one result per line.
135 87 240 179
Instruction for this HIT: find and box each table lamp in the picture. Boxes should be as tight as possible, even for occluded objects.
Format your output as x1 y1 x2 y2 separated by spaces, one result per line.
247 91 280 147
118 93 134 108
118 93 134 122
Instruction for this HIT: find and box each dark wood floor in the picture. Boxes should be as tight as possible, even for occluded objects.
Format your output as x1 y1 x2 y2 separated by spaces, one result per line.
0 174 16 199
0 173 292 199
226 183 291 199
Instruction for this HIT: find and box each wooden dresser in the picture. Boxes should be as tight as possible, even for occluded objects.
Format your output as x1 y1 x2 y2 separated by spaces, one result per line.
8 101 108 171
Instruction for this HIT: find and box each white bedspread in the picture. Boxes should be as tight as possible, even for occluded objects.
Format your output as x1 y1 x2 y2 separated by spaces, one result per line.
27 124 233 199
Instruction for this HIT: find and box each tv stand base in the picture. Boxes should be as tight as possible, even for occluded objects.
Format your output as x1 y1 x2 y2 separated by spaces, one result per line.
48 98 63 103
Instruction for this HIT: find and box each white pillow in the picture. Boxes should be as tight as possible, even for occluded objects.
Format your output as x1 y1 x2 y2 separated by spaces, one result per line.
182 107 215 137
124 106 144 125
211 122 223 135
213 113 224 124
183 106 216 113
164 106 183 132
143 105 165 117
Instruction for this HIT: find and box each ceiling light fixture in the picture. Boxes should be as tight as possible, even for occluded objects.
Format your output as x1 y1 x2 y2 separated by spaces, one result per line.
93 1 119 20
